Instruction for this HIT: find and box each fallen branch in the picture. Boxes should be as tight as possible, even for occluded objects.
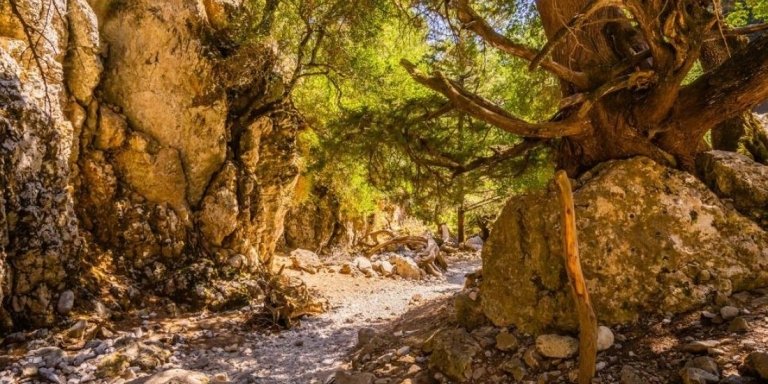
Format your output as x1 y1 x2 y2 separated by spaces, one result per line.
365 235 427 257
554 171 597 384
366 229 396 245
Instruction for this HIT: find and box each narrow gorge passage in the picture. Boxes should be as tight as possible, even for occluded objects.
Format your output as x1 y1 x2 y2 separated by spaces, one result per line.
0 255 481 384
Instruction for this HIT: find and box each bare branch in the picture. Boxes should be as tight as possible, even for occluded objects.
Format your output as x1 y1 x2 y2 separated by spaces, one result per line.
659 32 768 165
726 23 768 36
453 139 541 176
453 0 590 89
401 60 589 138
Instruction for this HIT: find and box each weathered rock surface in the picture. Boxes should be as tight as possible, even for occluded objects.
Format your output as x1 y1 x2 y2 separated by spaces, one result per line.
391 255 422 280
283 185 341 253
743 352 768 379
697 150 768 228
0 0 82 328
100 0 228 205
283 184 371 253
481 157 768 333
427 329 480 383
290 249 323 274
535 334 579 358
0 0 302 328
127 369 209 384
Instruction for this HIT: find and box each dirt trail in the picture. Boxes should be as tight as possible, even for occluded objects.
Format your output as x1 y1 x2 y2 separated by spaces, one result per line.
0 255 480 384
223 256 480 383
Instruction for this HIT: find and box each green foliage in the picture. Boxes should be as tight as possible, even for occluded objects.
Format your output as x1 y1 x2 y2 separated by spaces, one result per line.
221 1 561 232
726 0 768 26
287 2 559 233
683 61 704 85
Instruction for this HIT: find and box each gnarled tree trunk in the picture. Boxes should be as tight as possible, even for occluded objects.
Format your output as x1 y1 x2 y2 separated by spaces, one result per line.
404 0 768 175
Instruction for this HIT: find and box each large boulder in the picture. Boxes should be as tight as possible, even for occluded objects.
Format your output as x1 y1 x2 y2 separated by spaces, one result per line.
481 157 768 333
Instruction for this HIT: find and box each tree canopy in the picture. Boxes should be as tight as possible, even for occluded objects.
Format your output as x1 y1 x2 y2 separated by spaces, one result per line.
227 0 768 235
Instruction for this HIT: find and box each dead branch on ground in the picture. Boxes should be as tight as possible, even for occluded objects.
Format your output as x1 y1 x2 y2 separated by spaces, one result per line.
555 171 597 384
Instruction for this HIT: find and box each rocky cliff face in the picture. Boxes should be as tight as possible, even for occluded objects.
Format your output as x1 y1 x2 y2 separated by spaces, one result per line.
481 157 768 334
0 0 301 329
283 185 371 254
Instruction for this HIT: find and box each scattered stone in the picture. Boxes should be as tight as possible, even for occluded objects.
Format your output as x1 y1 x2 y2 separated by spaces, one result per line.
227 254 247 269
500 358 526 381
620 365 644 384
391 255 422 280
701 310 717 319
679 367 719 384
597 326 615 351
720 306 740 320
396 346 410 356
38 367 63 384
454 291 488 331
378 261 394 276
74 350 97 366
290 249 323 274
21 364 38 378
681 340 720 353
494 330 518 352
29 347 65 369
57 290 75 315
464 236 483 251
97 351 131 378
728 317 750 333
126 369 209 384
535 334 579 359
523 348 543 370
685 356 719 376
333 371 376 384
406 364 421 374
698 270 712 283
743 352 768 379
355 257 374 273
537 370 561 383
427 329 481 383
358 328 378 348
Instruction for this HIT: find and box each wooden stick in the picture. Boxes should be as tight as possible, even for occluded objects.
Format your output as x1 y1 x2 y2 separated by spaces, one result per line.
555 170 598 384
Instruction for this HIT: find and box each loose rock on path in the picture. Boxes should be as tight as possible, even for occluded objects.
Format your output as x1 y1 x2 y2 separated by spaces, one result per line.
0 255 481 384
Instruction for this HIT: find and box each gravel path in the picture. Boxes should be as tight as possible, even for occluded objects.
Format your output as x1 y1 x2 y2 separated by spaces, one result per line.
0 256 480 384
239 257 479 383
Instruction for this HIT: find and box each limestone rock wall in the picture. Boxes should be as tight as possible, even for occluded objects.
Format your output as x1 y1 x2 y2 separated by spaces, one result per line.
0 0 301 329
283 186 344 254
0 0 83 329
480 157 768 334
283 185 384 255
